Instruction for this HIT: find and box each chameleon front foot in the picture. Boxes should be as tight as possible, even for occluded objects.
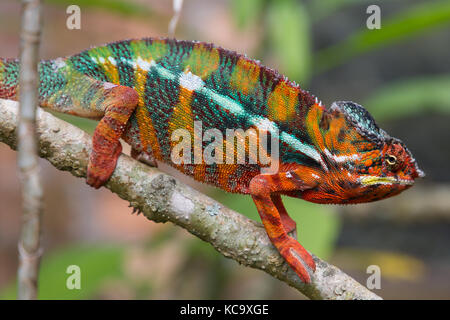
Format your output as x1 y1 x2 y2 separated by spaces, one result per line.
250 174 316 282
278 237 316 283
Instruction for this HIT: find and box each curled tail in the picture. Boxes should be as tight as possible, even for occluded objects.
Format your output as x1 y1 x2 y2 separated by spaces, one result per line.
0 58 19 100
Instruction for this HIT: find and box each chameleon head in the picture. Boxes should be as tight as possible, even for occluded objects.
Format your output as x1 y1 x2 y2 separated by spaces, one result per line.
347 136 425 202
294 101 424 204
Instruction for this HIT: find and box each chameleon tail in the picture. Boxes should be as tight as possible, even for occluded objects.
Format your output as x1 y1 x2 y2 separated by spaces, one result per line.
0 58 19 100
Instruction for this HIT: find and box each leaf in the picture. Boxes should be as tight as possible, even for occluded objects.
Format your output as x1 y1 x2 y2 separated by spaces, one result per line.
266 0 312 84
316 0 450 73
0 245 123 300
364 75 450 120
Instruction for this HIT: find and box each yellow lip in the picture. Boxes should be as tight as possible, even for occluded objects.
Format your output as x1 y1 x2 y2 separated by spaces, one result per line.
359 175 414 186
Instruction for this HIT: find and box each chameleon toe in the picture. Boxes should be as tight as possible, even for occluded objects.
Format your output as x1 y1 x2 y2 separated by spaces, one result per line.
279 237 316 282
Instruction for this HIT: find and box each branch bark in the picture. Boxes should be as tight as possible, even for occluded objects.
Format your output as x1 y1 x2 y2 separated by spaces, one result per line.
0 98 381 300
17 0 43 300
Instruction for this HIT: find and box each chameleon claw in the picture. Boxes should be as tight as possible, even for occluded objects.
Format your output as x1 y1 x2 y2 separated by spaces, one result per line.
279 237 315 283
131 207 142 215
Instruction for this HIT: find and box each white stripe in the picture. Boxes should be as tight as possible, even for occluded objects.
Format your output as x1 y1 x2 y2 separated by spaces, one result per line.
324 148 360 163
108 57 117 66
136 57 155 71
141 62 324 167
154 63 176 80
252 117 278 132
203 89 246 116
280 132 327 170
179 71 204 91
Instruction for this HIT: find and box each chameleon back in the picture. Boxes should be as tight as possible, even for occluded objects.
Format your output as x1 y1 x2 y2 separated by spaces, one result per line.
65 38 322 193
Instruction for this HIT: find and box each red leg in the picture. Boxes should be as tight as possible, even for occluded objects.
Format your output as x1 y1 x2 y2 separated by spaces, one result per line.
249 174 316 282
24 66 139 189
87 86 139 188
271 194 298 239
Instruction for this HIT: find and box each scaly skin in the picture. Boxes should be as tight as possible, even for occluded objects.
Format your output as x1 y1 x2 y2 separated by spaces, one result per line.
0 37 424 283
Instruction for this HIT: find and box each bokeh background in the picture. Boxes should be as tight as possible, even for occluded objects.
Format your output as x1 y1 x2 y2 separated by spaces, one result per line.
0 0 449 299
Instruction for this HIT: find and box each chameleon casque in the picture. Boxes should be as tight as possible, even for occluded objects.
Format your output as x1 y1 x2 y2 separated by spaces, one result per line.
0 38 424 283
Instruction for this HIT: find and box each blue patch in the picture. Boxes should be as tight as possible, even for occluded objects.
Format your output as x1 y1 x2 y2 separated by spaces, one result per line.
331 101 386 142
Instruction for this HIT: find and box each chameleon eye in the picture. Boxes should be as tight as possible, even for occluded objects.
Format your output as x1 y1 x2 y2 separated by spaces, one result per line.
386 154 397 166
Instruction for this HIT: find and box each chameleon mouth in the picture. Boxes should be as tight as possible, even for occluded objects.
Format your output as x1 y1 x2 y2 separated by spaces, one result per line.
359 175 415 186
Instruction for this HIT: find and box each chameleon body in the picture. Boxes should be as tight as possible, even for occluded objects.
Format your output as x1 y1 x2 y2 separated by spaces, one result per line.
0 38 424 282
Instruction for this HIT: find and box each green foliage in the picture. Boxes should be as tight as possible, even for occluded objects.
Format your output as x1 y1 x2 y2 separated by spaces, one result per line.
308 0 377 22
365 75 450 120
230 0 266 29
50 111 97 134
230 0 311 84
266 0 312 84
282 197 339 259
1 246 123 299
316 0 450 73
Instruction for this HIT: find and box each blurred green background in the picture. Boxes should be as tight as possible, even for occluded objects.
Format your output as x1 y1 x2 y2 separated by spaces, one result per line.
0 0 449 299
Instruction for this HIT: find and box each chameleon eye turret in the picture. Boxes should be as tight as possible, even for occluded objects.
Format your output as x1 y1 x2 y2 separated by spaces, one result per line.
386 154 397 166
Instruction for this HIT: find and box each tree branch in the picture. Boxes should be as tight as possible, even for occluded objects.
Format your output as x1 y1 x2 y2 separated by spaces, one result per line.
0 98 381 300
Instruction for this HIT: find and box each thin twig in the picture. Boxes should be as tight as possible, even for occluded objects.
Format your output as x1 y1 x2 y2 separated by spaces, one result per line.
17 0 43 300
168 0 183 37
0 99 381 300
